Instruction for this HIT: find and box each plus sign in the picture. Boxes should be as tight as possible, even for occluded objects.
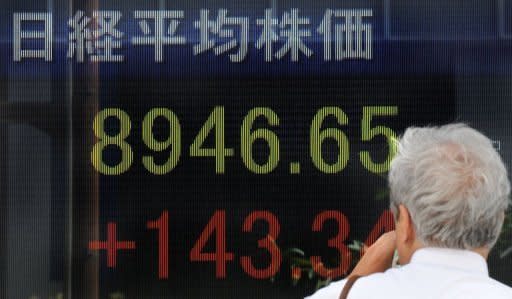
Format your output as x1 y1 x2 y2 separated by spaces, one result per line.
89 222 136 268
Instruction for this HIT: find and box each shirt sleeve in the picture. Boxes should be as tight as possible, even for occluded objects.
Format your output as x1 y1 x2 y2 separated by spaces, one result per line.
304 278 348 299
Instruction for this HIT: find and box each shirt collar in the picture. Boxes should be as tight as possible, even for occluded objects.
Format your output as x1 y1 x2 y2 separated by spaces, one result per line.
409 247 489 276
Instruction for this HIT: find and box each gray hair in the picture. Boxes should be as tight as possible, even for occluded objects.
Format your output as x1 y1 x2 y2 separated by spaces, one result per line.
388 123 511 249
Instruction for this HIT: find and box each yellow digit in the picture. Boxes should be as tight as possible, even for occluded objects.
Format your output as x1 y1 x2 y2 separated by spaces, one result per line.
310 107 349 174
241 107 280 174
190 106 234 174
91 108 133 175
359 106 398 173
142 108 181 175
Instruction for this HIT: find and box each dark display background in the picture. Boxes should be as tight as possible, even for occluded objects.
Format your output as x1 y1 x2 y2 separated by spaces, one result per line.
1 1 512 299
91 77 457 298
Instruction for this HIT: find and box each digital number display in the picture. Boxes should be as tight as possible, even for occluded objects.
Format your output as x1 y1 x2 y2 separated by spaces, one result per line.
91 106 398 175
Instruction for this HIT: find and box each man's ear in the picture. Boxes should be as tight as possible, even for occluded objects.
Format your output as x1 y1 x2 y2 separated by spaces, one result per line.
397 204 414 243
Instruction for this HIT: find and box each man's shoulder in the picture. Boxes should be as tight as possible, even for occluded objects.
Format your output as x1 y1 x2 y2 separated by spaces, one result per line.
485 278 512 296
350 267 512 298
304 266 512 299
304 278 348 299
348 269 401 295
304 269 401 299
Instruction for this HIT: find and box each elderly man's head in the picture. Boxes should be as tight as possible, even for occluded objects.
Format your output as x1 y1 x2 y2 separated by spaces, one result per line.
388 123 511 263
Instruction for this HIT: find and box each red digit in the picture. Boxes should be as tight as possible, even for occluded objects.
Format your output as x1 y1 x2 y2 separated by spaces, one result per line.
310 210 351 279
147 210 169 279
240 211 281 279
361 210 395 257
190 210 233 278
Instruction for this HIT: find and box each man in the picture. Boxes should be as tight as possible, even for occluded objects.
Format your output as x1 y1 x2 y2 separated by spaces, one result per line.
306 123 512 299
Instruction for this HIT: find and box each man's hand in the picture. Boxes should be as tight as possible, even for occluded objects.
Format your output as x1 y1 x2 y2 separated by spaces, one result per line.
349 231 396 278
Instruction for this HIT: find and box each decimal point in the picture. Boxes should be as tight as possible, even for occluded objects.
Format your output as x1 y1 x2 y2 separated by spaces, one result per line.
289 162 301 174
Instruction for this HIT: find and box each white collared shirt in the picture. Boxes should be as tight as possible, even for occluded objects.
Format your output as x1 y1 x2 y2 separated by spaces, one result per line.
305 247 512 299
